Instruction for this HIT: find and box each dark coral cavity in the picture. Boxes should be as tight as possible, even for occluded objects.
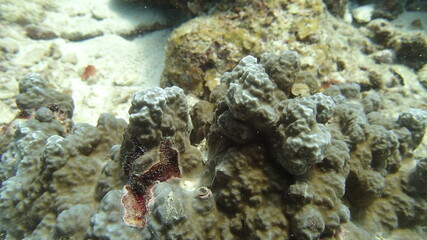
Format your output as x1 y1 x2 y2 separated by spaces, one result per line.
121 134 146 177
404 157 427 199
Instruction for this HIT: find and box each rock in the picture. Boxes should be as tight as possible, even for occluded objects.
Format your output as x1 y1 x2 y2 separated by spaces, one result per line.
352 4 375 23
372 49 395 64
60 52 78 65
11 47 48 67
323 0 349 17
25 25 57 40
61 29 103 41
0 38 19 54
87 190 141 240
53 204 94 239
35 107 54 122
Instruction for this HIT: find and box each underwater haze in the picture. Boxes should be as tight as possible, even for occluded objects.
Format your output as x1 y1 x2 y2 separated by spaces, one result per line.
0 0 427 239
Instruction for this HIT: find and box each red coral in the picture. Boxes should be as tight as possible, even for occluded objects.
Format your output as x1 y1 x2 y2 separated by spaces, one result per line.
121 139 181 228
121 185 151 228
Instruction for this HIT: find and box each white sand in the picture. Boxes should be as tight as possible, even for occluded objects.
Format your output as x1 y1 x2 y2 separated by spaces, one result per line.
58 30 171 124
0 0 172 125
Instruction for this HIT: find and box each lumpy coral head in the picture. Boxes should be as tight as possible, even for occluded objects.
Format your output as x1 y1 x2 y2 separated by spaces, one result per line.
121 139 181 228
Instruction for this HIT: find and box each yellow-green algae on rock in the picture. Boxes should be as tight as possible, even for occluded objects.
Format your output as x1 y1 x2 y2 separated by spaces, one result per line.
161 0 326 98
161 0 427 101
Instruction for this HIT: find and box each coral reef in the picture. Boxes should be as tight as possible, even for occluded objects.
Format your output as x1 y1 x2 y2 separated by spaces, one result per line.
136 0 217 15
189 99 214 144
260 51 319 97
224 55 278 131
323 0 349 17
1 55 426 239
159 0 427 102
354 0 404 20
87 190 141 239
1 0 427 239
16 73 74 119
0 74 126 239
116 52 426 239
365 18 427 70
160 0 326 99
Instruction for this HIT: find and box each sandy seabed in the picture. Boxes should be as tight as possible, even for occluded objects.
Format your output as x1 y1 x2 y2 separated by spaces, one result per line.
0 0 174 125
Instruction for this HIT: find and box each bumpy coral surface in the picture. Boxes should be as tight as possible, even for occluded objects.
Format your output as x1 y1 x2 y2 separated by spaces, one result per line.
1 58 426 240
0 75 127 239
224 55 278 130
1 0 427 239
115 53 426 239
